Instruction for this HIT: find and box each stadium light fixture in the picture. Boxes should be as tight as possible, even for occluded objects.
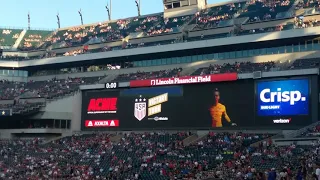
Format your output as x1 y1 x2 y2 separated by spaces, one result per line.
57 13 61 29
135 0 141 16
27 12 30 30
78 9 84 25
110 0 112 20
105 4 111 21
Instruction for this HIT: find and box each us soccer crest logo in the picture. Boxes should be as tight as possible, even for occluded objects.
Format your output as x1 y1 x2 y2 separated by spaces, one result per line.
134 96 147 121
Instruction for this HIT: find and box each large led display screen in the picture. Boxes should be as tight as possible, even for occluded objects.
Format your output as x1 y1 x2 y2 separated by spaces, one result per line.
255 78 311 127
81 80 254 130
257 79 309 116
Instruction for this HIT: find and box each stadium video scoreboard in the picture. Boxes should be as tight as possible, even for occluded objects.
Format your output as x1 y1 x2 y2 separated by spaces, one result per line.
83 74 316 130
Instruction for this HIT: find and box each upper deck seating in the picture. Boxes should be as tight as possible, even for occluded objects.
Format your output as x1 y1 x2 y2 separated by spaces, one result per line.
191 61 276 75
0 28 23 46
18 30 53 50
239 0 295 22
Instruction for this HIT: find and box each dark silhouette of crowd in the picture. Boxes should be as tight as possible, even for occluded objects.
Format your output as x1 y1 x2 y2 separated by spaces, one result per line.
289 58 320 69
0 131 318 179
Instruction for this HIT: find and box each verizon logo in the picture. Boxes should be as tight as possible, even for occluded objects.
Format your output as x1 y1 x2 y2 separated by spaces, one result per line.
273 118 291 124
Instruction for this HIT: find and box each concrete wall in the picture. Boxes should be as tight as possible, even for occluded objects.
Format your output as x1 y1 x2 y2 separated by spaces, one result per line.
0 100 14 105
273 137 319 146
28 70 108 81
164 5 198 18
71 92 82 132
31 93 77 121
0 128 70 139
27 92 82 132
19 98 46 104
0 76 27 82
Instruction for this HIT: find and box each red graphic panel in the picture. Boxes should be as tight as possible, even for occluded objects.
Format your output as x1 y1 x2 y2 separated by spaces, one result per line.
85 120 119 127
87 98 118 114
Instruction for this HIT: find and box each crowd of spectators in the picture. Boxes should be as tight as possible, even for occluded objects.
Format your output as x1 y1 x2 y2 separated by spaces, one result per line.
0 57 314 104
40 14 191 51
288 58 320 70
0 132 271 179
18 29 53 51
0 29 22 46
0 131 319 179
0 60 275 105
63 49 85 56
0 0 315 63
0 20 305 62
294 17 320 28
193 2 246 30
296 0 320 9
114 68 182 82
202 138 320 179
231 23 288 37
1 14 317 62
244 0 294 23
0 76 104 115
192 61 276 76
0 76 104 100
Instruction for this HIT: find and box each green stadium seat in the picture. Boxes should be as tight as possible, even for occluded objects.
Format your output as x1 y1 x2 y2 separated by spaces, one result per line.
0 28 23 46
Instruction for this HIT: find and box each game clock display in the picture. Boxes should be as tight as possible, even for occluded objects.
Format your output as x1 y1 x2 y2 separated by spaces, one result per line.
105 82 118 89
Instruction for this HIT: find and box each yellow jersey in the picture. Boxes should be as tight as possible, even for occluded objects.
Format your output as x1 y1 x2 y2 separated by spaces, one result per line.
209 103 231 127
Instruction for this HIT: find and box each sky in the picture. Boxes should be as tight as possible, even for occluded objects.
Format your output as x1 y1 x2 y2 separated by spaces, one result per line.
0 0 222 30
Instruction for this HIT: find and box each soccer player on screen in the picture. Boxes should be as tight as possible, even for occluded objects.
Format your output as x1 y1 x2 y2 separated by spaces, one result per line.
209 88 236 127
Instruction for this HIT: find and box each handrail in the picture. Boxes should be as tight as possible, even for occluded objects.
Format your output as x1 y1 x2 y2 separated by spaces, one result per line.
0 26 55 31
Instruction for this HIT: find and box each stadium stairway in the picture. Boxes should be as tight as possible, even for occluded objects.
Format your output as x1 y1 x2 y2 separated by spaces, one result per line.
283 121 320 138
45 89 79 103
184 24 197 32
250 134 279 147
15 103 46 115
179 66 199 76
181 15 198 31
13 29 27 49
187 133 210 146
289 0 301 12
182 134 199 146
41 135 66 144
297 8 312 16
239 2 251 17
109 134 123 143
98 74 118 83
32 91 81 121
